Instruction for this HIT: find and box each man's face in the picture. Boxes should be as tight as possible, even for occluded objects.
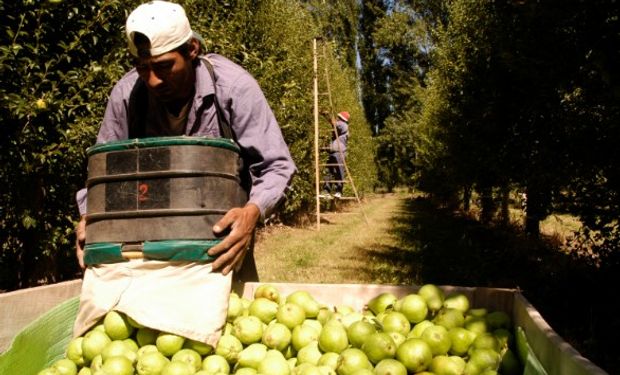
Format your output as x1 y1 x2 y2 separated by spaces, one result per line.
134 45 196 104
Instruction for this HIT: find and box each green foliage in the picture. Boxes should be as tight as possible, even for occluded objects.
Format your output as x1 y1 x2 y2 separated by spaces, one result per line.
0 0 375 290
358 0 389 130
365 1 435 189
415 0 507 205
375 114 416 192
0 0 135 289
306 0 360 69
413 0 620 257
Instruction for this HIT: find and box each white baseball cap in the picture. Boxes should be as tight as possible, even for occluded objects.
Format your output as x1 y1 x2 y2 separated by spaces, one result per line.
126 1 194 57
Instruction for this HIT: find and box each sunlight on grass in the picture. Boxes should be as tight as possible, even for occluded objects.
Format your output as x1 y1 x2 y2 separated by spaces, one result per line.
540 214 582 239
256 191 589 285
255 193 408 284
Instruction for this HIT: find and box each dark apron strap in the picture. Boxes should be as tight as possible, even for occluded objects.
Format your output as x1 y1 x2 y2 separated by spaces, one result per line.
201 57 235 140
128 78 148 139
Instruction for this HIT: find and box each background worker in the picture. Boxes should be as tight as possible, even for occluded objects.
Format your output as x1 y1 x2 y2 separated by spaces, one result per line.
321 110 350 198
73 0 295 346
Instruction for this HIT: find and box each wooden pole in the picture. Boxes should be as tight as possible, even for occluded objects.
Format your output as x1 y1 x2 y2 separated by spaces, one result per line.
313 38 321 231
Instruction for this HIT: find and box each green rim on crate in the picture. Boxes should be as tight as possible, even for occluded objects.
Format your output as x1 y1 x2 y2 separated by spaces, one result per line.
86 136 240 156
516 326 548 375
84 240 221 265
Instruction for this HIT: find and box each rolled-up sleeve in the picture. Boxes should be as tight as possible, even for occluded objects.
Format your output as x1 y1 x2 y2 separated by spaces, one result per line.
226 73 296 219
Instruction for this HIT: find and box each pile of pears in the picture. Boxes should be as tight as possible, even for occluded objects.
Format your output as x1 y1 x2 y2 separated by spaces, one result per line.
38 284 522 375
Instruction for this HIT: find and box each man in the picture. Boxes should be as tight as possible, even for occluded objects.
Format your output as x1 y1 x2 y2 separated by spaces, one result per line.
73 0 295 345
321 111 349 198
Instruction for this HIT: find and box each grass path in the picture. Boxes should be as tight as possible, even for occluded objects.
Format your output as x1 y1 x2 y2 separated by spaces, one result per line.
255 192 417 284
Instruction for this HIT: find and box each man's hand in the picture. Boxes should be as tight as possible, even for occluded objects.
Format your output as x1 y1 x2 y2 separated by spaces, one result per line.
76 216 86 269
209 203 261 275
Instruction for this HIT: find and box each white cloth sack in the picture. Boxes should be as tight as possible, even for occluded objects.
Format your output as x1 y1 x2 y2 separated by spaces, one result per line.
73 259 231 347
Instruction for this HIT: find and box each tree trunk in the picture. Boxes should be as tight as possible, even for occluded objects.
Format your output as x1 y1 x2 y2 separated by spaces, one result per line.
479 186 495 224
500 185 510 226
463 185 472 212
524 208 540 237
21 176 58 288
524 185 551 238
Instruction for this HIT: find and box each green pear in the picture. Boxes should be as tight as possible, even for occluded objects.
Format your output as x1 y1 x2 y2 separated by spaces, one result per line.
171 348 202 372
238 343 268 369
258 350 290 375
52 359 77 375
430 355 466 375
395 294 429 324
183 339 213 356
228 293 244 323
101 340 136 363
421 325 451 356
317 352 340 370
103 310 135 340
448 327 477 356
254 284 282 303
417 284 445 312
249 297 279 323
302 319 323 333
297 341 322 366
470 333 501 353
66 337 85 367
81 330 111 364
292 324 320 351
388 332 407 348
366 293 397 315
201 354 230 374
101 356 133 375
374 358 407 375
233 315 264 345
468 348 501 373
335 348 373 375
443 293 470 314
409 320 434 339
316 308 333 325
277 303 306 329
262 322 292 351
433 308 465 330
156 332 185 357
346 320 377 348
136 351 169 375
465 315 488 335
137 344 159 359
318 321 349 354
395 338 433 373
361 332 396 364
286 291 321 318
215 334 243 364
381 311 411 336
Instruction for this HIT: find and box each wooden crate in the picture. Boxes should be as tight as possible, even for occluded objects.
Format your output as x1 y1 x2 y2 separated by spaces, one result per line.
0 280 608 375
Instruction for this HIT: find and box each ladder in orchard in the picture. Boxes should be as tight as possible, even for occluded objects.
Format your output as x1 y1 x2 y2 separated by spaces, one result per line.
312 37 368 230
